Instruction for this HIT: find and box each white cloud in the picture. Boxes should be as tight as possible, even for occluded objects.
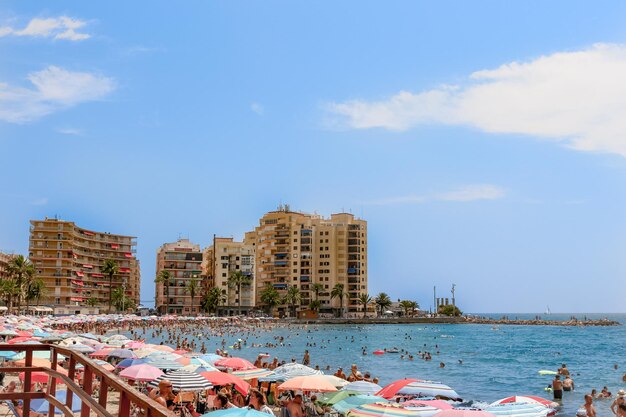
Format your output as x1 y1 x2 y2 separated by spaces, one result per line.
251 102 264 115
0 66 115 123
328 43 626 157
365 184 506 206
0 16 91 41
56 127 83 136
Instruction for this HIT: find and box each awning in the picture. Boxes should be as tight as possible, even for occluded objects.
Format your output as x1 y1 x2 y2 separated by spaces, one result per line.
70 297 84 302
71 280 84 286
91 273 104 278
75 271 84 277
83 231 95 236
83 264 93 269
119 268 130 273
124 253 133 258
111 244 119 249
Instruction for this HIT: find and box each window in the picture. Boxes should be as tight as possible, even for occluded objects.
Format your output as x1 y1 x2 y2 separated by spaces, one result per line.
222 273 226 277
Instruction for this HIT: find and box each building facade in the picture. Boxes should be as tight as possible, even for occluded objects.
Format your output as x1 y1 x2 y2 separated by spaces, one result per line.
203 237 255 315
28 218 140 309
249 207 367 316
0 252 15 281
155 239 203 315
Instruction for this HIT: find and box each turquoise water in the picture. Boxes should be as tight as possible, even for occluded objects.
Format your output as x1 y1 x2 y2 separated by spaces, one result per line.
125 313 626 417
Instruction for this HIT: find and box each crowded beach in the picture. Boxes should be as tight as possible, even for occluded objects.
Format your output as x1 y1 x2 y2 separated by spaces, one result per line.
0 314 623 417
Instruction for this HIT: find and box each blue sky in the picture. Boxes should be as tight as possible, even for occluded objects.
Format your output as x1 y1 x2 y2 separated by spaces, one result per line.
2 1 626 313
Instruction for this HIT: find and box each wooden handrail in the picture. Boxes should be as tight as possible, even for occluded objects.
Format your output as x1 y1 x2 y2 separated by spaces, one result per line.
0 344 173 417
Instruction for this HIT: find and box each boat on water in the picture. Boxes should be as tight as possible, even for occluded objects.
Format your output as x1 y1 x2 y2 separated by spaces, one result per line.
545 306 551 315
385 347 399 353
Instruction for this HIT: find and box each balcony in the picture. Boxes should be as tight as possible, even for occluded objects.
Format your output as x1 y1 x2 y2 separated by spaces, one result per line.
0 344 170 417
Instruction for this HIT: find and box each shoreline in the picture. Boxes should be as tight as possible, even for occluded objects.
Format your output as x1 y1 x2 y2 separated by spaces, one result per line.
292 316 621 326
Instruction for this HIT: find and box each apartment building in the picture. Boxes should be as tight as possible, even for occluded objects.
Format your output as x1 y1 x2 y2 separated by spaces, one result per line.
248 206 367 316
155 239 203 315
0 252 15 281
28 218 140 309
203 237 255 315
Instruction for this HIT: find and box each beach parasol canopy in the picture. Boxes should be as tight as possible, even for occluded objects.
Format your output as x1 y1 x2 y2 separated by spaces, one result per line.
396 381 462 401
377 379 421 399
31 391 82 414
277 375 338 393
318 390 359 405
490 397 558 409
343 381 384 395
194 353 224 364
333 395 389 413
116 358 148 369
20 370 67 384
144 358 184 370
200 408 274 417
232 368 274 380
199 371 250 395
484 403 554 417
319 375 350 388
403 400 453 410
148 370 213 392
433 410 498 417
182 364 219 373
120 364 164 381
107 348 137 359
265 363 322 381
347 402 440 417
215 357 256 371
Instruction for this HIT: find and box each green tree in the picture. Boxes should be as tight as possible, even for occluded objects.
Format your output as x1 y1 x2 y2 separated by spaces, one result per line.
312 282 324 302
155 270 172 314
85 297 99 307
309 299 321 311
112 287 134 311
399 300 413 316
438 304 462 317
358 293 372 318
7 255 35 313
259 283 280 316
374 292 392 317
227 271 252 314
27 278 47 307
330 283 347 318
201 287 223 314
284 285 301 318
102 259 119 313
185 279 200 315
0 279 20 313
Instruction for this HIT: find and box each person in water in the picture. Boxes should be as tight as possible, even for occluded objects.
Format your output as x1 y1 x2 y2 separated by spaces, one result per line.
553 375 563 400
563 376 575 391
582 394 597 417
558 364 570 377
611 390 625 416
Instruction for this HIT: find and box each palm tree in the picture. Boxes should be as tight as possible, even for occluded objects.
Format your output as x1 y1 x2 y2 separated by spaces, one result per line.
102 259 119 313
284 285 301 318
0 279 20 313
201 287 223 314
399 300 415 317
7 255 35 313
85 297 99 307
155 270 172 315
330 283 347 318
312 282 324 302
374 292 392 317
358 293 372 318
259 283 280 316
111 287 125 311
227 271 253 314
185 279 200 315
309 299 321 311
27 278 47 307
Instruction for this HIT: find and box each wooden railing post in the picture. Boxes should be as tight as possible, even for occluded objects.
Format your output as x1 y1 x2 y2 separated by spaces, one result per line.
119 390 131 417
98 379 109 409
49 348 58 417
80 366 93 417
23 349 32 417
66 355 76 410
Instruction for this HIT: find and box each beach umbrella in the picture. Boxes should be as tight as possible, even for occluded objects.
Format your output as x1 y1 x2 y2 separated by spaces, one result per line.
92 359 115 371
117 358 148 369
377 379 421 399
144 358 184 370
333 395 389 413
106 334 130 342
277 375 338 393
0 351 18 358
343 381 384 395
490 397 558 409
433 410 497 417
318 390 359 405
0 330 18 336
319 375 350 388
347 402 440 417
200 408 273 417
79 332 100 340
107 348 137 359
14 358 52 367
33 330 49 338
215 357 256 371
90 348 115 358
484 403 553 417
120 364 164 381
69 343 95 353
7 336 36 344
31 391 82 414
195 353 223 364
148 370 213 391
396 381 462 401
232 368 274 380
182 364 219 373
199 371 250 395
271 363 322 379
403 400 453 410
151 344 175 352
133 348 159 358
19 370 68 384
126 341 145 349
176 356 212 366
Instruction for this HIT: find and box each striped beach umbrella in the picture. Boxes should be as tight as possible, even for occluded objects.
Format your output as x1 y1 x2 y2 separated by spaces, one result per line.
347 402 440 417
403 400 453 410
148 370 213 391
144 358 184 370
232 368 274 380
318 390 359 405
343 381 383 395
277 375 338 393
333 395 389 413
484 403 554 417
199 371 250 395
490 397 558 409
215 357 256 370
396 381 462 401
433 410 497 417
273 362 322 379
182 364 219 373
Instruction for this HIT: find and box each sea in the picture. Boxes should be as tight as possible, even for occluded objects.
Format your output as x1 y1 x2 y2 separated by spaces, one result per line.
122 313 626 417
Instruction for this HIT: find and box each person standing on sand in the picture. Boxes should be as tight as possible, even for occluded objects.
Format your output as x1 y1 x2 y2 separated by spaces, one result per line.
583 394 597 417
553 375 563 400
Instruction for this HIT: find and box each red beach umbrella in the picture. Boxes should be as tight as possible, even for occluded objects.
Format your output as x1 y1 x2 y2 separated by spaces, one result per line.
199 371 250 395
214 357 256 370
377 379 421 399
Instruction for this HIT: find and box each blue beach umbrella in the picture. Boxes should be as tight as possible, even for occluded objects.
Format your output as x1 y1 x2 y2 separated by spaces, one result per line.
343 381 383 395
117 358 148 369
201 408 273 417
30 391 82 414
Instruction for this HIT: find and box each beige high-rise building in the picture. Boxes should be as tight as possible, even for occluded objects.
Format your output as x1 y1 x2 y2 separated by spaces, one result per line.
203 237 255 315
0 252 16 281
155 239 203 315
249 206 367 316
28 218 140 309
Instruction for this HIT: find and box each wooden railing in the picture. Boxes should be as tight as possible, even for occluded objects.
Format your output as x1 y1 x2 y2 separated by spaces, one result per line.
0 344 172 417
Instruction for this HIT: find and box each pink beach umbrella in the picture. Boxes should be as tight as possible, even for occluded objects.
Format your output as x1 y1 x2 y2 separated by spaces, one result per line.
120 364 164 382
403 400 453 410
490 397 558 409
214 357 256 370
